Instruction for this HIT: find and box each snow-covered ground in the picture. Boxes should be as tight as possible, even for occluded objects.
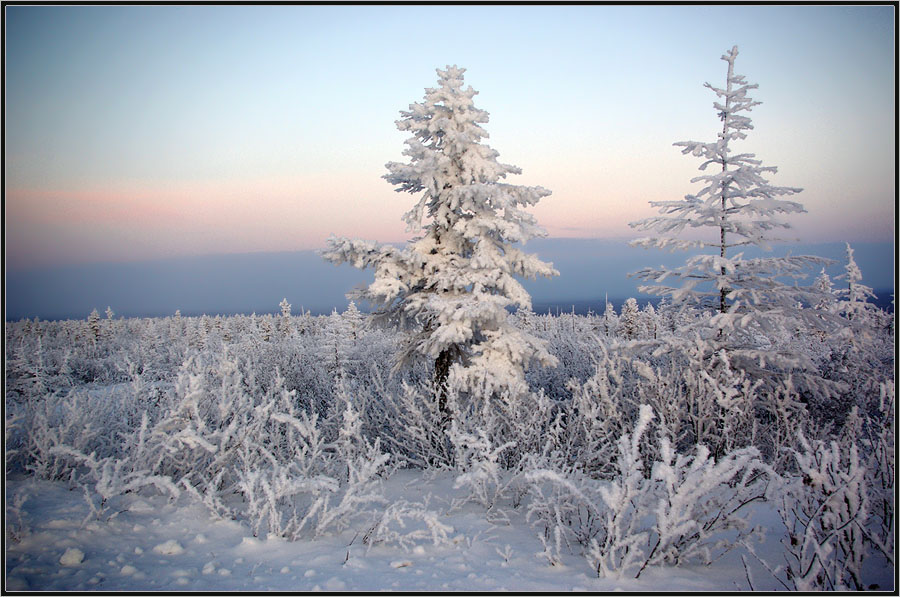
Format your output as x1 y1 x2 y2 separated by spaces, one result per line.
12 469 890 593
5 302 894 592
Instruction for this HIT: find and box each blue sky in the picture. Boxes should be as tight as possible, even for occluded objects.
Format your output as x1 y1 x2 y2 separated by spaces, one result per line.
3 4 896 318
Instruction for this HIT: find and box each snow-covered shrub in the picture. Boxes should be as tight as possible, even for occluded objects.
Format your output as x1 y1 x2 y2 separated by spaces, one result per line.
561 338 767 474
147 353 389 539
17 389 114 481
3 330 401 542
376 379 453 469
524 467 601 567
5 481 34 544
635 437 766 577
516 406 653 570
312 380 392 536
587 405 658 578
646 339 763 459
770 430 873 590
521 405 768 579
763 382 896 590
860 382 895 568
50 440 181 523
525 311 602 400
552 345 633 478
362 498 455 552
447 389 518 513
227 384 390 541
4 297 892 567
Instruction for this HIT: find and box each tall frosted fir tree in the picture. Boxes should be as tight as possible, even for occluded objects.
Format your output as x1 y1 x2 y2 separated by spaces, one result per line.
630 46 835 344
323 66 558 416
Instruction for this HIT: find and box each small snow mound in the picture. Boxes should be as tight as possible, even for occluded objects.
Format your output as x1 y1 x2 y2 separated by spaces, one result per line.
120 565 138 576
390 560 413 568
152 540 184 555
59 548 84 566
127 499 155 513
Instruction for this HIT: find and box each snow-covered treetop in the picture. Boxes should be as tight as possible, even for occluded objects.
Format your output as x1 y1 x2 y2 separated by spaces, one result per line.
386 65 551 244
632 46 806 255
836 243 877 321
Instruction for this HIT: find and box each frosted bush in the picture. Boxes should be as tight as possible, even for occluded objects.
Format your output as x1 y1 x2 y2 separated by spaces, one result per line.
588 405 657 579
768 431 872 590
363 499 454 552
521 405 768 579
3 297 892 571
448 396 517 512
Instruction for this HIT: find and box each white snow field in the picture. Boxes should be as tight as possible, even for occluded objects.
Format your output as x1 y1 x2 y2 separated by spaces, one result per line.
13 469 887 593
5 299 895 593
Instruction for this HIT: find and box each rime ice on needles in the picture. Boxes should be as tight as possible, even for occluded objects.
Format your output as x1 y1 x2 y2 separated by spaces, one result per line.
633 46 804 257
323 65 558 402
629 46 837 341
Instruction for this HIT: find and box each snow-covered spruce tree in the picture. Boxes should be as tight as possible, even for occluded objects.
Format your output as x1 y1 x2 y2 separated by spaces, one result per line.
618 298 640 340
602 300 618 338
812 268 836 312
87 309 101 343
835 242 878 325
278 297 292 337
629 46 840 370
641 302 658 340
323 65 557 416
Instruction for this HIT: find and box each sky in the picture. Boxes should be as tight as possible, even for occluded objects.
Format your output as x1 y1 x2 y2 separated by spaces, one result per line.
4 4 895 271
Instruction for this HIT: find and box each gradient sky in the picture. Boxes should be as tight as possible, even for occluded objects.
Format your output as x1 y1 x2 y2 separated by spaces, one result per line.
4 4 896 272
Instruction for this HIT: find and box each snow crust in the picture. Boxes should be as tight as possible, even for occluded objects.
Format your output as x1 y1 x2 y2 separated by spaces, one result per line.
6 471 841 592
